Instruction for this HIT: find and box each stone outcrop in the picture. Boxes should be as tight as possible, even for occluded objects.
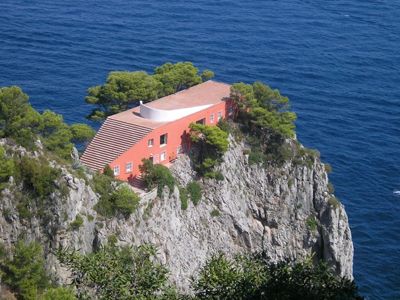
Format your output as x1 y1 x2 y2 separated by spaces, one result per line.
0 137 353 291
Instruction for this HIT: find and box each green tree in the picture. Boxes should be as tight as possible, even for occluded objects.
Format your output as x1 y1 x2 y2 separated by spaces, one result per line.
56 244 172 299
69 123 95 144
85 62 213 120
154 62 202 95
0 241 49 300
189 123 228 176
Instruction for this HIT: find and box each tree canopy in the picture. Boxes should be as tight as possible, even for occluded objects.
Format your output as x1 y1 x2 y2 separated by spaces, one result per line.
85 62 215 121
189 123 229 178
0 86 95 159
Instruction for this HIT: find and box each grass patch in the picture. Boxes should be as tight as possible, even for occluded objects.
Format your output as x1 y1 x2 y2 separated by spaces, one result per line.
306 216 318 232
187 181 202 205
210 209 220 217
179 187 189 210
70 214 84 230
328 196 340 209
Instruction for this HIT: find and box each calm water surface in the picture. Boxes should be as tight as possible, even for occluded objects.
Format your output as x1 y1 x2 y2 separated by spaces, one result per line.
1 1 399 298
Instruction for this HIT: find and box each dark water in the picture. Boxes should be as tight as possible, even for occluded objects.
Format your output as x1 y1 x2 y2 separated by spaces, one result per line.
1 1 399 298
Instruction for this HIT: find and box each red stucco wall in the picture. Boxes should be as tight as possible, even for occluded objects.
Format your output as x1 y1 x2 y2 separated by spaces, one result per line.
109 100 232 181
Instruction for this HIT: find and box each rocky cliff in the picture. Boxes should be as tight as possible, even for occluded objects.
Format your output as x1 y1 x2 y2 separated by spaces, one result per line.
0 137 353 291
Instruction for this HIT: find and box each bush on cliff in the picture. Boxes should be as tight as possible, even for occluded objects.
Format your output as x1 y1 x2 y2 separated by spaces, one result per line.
0 146 15 190
56 244 175 299
193 253 363 300
189 123 229 176
139 158 175 196
93 173 140 218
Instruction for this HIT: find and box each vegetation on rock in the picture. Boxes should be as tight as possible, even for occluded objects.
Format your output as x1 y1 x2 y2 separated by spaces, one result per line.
189 123 228 177
140 158 175 196
85 62 214 120
0 86 95 159
194 253 363 300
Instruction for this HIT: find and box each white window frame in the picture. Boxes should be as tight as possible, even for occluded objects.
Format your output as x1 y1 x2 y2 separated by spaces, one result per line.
160 151 166 162
125 162 132 173
148 138 154 147
113 165 120 176
210 113 214 123
218 111 222 121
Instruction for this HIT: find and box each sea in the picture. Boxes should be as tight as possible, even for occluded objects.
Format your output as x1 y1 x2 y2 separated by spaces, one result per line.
0 1 399 298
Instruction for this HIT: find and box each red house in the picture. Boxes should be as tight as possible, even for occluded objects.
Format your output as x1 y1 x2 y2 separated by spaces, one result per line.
81 80 232 182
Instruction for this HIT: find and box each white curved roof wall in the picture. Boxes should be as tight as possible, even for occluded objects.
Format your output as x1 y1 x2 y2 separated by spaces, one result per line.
139 101 212 122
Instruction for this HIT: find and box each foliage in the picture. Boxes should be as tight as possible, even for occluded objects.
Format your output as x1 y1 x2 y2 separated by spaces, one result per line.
93 173 139 218
306 216 318 232
102 164 114 178
210 209 220 217
0 86 94 159
327 182 335 194
69 214 84 230
0 146 15 190
16 156 60 199
325 163 333 173
56 244 173 299
86 62 213 120
193 253 363 300
111 185 140 217
139 159 175 196
328 196 341 209
189 123 229 176
230 81 297 166
179 187 189 210
40 287 76 300
187 181 202 205
0 241 49 300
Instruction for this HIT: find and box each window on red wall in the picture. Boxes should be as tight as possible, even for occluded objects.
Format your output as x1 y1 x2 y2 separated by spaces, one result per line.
160 133 167 146
113 165 120 176
148 139 154 147
218 111 222 121
210 114 214 123
125 162 132 173
160 152 166 161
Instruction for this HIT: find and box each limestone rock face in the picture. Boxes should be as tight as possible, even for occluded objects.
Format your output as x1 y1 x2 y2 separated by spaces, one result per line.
0 138 353 291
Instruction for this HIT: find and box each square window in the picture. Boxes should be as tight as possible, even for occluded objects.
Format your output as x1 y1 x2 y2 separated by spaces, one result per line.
160 152 166 161
160 133 168 146
148 139 154 147
113 165 120 176
196 118 205 125
218 111 222 121
210 114 214 123
126 162 132 173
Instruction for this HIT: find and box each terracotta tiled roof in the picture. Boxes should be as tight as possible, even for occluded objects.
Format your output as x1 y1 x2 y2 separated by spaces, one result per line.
80 118 152 171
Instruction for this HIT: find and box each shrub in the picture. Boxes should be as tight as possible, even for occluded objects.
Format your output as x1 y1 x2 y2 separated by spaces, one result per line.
70 215 84 230
187 181 202 205
211 209 220 217
179 187 189 210
102 164 114 178
0 240 49 299
111 185 140 217
204 171 224 181
93 174 139 218
41 287 76 300
217 119 230 133
328 196 340 209
139 159 175 196
16 156 60 199
306 216 318 232
327 182 335 194
324 163 333 173
0 146 15 190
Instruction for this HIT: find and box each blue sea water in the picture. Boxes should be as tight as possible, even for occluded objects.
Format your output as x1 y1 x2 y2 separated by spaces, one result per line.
1 0 399 298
